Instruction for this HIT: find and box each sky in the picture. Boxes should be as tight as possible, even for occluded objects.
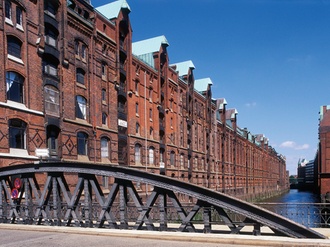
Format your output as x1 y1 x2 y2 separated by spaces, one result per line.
94 0 330 175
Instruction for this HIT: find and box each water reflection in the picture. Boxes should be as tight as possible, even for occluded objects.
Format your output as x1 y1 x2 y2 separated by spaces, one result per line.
256 189 329 228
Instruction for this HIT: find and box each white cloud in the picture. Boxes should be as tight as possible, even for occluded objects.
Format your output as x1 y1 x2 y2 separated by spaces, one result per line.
280 141 309 150
245 102 257 108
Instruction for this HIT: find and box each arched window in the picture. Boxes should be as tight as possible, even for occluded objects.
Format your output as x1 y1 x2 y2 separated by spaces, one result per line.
6 71 24 103
101 137 110 159
76 95 87 120
44 85 59 116
134 143 141 164
76 68 85 84
7 35 22 58
77 132 88 155
9 119 26 149
149 147 154 165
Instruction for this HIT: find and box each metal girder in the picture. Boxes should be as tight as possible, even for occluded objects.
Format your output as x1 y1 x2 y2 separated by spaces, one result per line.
0 162 326 239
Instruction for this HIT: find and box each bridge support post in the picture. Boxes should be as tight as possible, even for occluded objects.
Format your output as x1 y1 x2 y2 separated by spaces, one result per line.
119 183 128 229
203 205 211 233
159 192 167 231
83 177 93 228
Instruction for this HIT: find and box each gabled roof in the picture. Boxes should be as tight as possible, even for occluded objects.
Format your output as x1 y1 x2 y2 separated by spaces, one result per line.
132 35 169 68
216 98 227 110
132 35 169 56
226 108 238 120
96 0 131 20
171 60 195 77
194 78 213 92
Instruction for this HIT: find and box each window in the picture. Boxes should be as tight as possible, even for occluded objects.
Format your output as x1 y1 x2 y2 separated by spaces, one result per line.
102 89 106 102
149 147 154 165
75 40 87 60
7 36 22 58
16 6 22 26
5 0 11 21
44 85 60 116
81 44 86 60
47 125 60 157
43 61 58 76
102 62 106 79
136 122 140 134
9 119 26 149
149 127 153 138
149 108 152 119
6 71 24 103
170 151 175 167
159 149 165 168
134 144 141 164
76 68 85 84
149 87 152 100
180 154 184 169
44 0 58 17
101 137 110 159
135 103 139 115
45 25 58 47
76 95 87 120
77 132 88 155
75 40 79 56
135 80 139 93
102 112 107 125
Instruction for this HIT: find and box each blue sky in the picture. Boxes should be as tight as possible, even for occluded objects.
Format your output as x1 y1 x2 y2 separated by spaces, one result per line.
94 0 330 175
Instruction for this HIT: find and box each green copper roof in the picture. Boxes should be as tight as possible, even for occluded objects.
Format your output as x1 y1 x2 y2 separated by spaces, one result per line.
96 0 130 20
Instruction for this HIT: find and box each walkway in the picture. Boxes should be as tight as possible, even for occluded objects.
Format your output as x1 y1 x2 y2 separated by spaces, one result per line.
0 224 329 247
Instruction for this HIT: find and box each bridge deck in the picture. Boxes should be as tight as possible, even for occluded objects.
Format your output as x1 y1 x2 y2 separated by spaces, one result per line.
0 162 326 239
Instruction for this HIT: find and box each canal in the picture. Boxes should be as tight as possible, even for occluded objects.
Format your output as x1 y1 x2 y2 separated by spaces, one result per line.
261 189 320 203
255 189 329 228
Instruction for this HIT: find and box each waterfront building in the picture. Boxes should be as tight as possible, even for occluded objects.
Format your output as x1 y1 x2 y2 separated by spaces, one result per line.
0 0 288 201
297 158 318 192
317 105 330 201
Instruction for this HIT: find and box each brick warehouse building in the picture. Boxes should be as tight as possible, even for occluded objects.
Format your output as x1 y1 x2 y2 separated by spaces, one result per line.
0 0 288 201
317 105 330 201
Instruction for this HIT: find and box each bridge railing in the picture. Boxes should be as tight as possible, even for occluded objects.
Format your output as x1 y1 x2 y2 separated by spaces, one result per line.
255 203 330 228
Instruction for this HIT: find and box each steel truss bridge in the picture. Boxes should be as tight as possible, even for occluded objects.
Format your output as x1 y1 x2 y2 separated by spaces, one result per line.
0 162 325 239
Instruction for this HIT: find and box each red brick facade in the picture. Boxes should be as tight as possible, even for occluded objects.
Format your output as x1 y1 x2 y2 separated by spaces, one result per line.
0 0 288 200
317 105 330 200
